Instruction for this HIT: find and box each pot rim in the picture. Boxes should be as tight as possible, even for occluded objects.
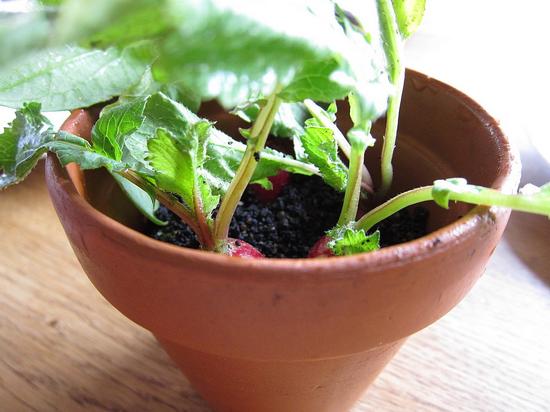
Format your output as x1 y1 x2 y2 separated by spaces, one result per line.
47 69 521 279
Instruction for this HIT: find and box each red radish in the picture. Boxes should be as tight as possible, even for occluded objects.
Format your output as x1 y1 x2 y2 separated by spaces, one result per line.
226 238 265 258
308 236 334 258
251 170 291 203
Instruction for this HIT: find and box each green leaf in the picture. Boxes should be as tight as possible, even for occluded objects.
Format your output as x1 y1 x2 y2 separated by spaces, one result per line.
0 45 148 111
280 59 350 103
391 0 426 39
233 101 308 139
0 103 53 189
432 178 475 209
147 123 219 219
334 1 392 125
154 0 344 107
92 98 147 159
204 127 317 194
53 0 171 47
111 172 165 225
327 225 380 256
300 120 348 192
48 131 128 171
233 100 309 160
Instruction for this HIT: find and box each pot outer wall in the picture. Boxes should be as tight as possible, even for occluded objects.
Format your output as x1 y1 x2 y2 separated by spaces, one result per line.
45 70 520 412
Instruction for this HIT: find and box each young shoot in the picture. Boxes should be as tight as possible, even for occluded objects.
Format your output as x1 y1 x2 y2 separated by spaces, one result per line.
356 178 550 233
377 0 425 197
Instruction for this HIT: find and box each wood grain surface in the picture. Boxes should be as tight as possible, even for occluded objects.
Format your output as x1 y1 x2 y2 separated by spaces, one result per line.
1 143 549 412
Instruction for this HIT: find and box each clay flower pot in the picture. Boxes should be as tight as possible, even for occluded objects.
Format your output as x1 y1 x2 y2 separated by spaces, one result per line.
45 70 519 412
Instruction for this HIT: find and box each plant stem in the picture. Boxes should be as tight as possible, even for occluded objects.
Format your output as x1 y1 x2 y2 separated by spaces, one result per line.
356 183 550 233
303 99 374 193
356 186 432 232
192 183 216 251
377 0 404 197
443 186 550 216
119 169 214 248
213 92 282 243
337 124 371 225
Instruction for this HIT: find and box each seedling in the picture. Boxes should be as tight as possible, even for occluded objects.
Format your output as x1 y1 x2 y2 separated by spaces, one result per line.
1 0 549 258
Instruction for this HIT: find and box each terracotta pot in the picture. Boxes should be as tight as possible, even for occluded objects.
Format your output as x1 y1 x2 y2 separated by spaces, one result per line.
45 70 520 412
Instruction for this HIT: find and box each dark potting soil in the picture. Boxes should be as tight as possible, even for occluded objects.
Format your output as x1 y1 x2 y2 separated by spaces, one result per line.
146 175 429 258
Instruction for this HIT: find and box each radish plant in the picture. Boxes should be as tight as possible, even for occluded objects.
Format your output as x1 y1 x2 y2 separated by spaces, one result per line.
1 0 549 258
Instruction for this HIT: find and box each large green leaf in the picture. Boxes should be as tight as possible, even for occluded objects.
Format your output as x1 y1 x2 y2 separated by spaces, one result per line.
0 45 148 111
153 0 345 107
280 59 350 103
0 103 53 189
53 0 171 47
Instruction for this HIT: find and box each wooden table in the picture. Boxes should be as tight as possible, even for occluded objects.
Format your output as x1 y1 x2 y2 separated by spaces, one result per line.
1 141 549 412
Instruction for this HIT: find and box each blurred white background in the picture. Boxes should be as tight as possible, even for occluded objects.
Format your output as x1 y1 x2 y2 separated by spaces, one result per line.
406 0 550 165
1 0 549 164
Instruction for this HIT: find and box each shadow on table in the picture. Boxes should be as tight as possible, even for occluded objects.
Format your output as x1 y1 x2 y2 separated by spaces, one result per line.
504 212 550 287
502 142 550 287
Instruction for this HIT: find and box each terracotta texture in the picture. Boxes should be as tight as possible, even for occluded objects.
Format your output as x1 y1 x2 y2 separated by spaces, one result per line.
45 70 520 412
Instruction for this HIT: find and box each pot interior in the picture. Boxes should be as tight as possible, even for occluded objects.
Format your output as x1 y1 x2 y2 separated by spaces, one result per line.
83 72 505 242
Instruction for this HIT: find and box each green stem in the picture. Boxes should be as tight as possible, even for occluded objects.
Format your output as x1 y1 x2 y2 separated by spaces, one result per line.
338 125 371 225
356 183 550 233
192 183 216 251
444 186 550 215
377 0 404 197
214 93 282 243
356 186 432 232
303 99 374 193
120 170 214 247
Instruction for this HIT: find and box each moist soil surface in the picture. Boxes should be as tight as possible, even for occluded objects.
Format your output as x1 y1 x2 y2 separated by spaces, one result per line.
146 175 429 258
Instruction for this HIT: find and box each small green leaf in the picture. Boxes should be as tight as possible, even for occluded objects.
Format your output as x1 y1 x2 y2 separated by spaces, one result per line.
327 224 380 256
300 121 348 192
204 130 317 194
233 101 308 139
432 178 476 209
147 123 220 219
147 128 196 208
48 131 128 172
92 98 147 159
0 103 53 189
0 45 148 111
391 0 426 39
